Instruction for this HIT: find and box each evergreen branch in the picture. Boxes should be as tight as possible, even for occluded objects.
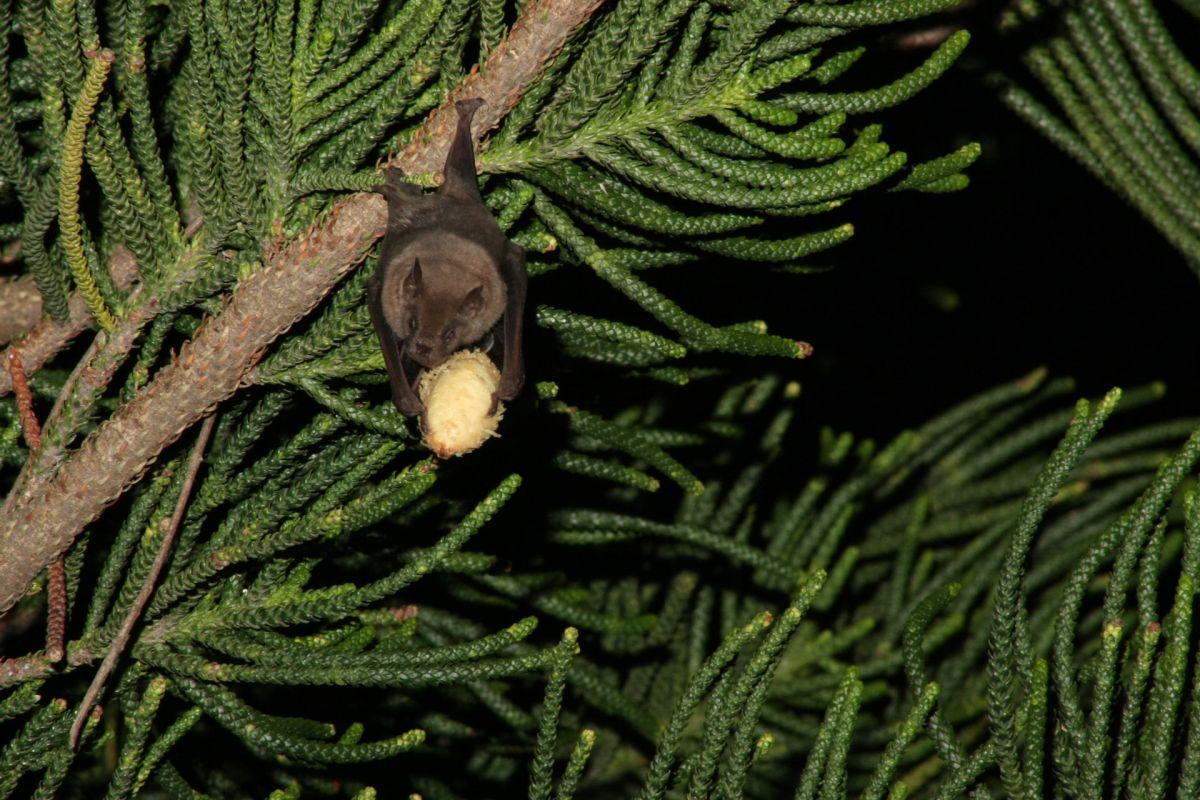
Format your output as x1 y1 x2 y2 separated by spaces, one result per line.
68 414 215 749
1001 0 1200 271
781 30 970 114
529 627 578 800
555 729 596 800
94 675 164 797
174 678 426 763
788 0 965 27
58 50 115 332
131 705 201 796
389 0 606 180
0 370 1187 792
0 275 44 347
0 198 378 613
0 246 139 397
0 0 607 616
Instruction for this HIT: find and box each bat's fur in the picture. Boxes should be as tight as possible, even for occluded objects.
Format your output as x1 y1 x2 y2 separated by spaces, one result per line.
368 99 527 418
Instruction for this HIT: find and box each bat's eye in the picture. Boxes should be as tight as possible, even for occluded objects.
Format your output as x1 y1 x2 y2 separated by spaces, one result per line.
442 327 457 344
407 317 418 334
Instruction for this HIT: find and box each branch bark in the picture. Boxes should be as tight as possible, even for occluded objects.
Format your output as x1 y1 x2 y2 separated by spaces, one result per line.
69 413 215 748
0 0 605 615
0 275 42 346
389 0 606 177
0 246 139 396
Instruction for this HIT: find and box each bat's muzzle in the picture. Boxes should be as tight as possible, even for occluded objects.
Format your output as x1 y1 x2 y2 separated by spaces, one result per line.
405 340 445 369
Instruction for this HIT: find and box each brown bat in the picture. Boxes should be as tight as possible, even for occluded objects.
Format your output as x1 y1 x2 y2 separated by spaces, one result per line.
368 98 527 418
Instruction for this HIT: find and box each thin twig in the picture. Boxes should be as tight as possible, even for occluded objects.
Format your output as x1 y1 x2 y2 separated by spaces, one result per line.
889 24 960 50
22 281 150 478
68 413 216 749
0 0 604 616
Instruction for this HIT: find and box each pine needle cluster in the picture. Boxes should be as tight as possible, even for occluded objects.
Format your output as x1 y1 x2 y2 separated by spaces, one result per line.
1 0 1197 797
998 0 1200 270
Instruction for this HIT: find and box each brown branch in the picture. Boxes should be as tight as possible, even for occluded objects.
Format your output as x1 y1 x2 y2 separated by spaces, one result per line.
69 414 215 749
889 24 960 50
0 275 42 346
0 640 96 688
0 0 603 617
5 353 66 664
0 652 51 685
388 0 607 177
0 198 381 613
24 281 153 481
0 246 139 396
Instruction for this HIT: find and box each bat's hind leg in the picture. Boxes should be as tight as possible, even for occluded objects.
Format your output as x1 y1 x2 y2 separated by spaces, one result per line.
439 98 485 201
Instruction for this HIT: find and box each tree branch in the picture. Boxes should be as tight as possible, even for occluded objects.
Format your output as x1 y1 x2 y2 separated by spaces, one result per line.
0 0 604 615
69 413 216 748
0 275 42 346
0 246 139 396
0 198 380 612
388 0 607 178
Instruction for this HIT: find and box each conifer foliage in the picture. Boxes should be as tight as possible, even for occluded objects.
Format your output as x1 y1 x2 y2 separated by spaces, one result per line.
1 0 1197 797
999 0 1200 271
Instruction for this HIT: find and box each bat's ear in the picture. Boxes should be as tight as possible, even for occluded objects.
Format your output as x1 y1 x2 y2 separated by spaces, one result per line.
439 98 486 201
460 285 485 316
403 259 424 299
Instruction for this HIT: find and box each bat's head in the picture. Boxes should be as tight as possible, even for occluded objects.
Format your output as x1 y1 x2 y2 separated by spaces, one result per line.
395 258 504 368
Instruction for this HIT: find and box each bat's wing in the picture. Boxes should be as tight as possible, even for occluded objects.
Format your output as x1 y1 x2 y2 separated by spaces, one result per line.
367 274 424 417
439 99 485 202
496 242 527 401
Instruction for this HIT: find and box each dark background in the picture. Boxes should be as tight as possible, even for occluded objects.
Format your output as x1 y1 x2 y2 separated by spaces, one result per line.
667 56 1200 439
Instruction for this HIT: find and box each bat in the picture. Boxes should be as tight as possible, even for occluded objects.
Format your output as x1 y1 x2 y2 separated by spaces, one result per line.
367 98 527 419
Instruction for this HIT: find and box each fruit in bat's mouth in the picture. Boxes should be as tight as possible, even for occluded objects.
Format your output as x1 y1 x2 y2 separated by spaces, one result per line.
416 349 504 458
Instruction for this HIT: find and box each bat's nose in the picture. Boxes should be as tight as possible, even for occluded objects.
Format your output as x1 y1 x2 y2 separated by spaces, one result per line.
409 338 436 365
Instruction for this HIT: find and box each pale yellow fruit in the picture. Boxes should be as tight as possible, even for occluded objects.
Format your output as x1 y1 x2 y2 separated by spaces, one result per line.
416 349 504 458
